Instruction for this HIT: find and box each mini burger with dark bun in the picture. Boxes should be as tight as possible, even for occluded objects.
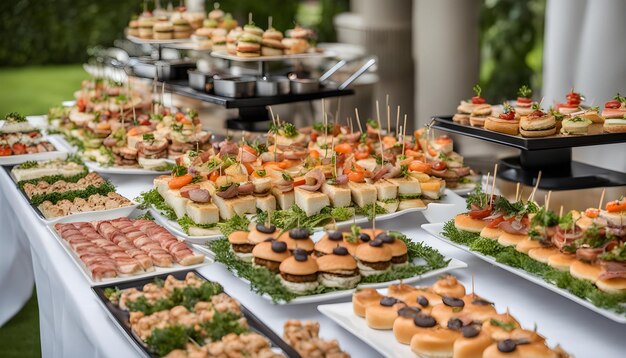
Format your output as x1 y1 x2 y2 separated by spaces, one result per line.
519 106 556 137
355 239 393 276
228 231 254 262
317 246 361 288
252 239 291 273
279 248 319 293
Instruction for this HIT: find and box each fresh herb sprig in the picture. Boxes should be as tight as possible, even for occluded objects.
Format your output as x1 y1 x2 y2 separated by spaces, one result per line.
254 205 354 231
135 188 177 221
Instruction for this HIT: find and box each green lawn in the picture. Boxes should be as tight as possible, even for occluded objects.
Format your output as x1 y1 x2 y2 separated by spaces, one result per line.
0 65 86 358
0 289 41 358
0 65 86 116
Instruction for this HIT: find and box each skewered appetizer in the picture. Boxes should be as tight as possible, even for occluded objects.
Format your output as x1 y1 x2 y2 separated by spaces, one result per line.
283 25 313 55
556 89 583 115
103 273 282 357
514 85 533 117
467 85 492 127
602 93 626 133
415 129 473 189
262 25 285 56
484 104 519 135
236 20 263 57
449 187 626 313
560 116 592 135
1 112 55 156
350 276 570 357
519 104 557 137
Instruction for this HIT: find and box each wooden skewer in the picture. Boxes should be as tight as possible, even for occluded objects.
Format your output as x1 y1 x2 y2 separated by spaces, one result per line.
515 182 521 202
269 106 276 126
559 205 564 218
490 163 498 206
348 116 354 133
546 190 552 211
484 172 491 207
372 203 376 229
395 105 401 138
527 171 542 202
598 188 606 210
387 105 391 137
268 16 272 29
376 100 381 133
267 208 271 228
324 112 329 158
355 108 363 133
401 114 408 157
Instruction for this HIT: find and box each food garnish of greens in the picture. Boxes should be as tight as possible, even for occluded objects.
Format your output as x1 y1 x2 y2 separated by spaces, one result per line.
441 220 626 315
517 85 532 98
253 205 354 232
29 180 116 206
136 189 177 221
171 164 188 177
355 203 387 220
5 112 27 122
465 186 489 210
209 232 449 302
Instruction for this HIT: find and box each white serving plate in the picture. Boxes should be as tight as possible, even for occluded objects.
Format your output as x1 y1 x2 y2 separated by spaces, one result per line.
211 50 333 62
150 189 466 242
46 222 212 287
39 203 139 224
421 222 626 324
84 160 173 175
451 182 477 196
126 35 189 45
0 135 68 166
318 294 413 357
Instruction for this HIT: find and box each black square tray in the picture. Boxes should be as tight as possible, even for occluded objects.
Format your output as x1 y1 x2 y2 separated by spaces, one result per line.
92 269 301 358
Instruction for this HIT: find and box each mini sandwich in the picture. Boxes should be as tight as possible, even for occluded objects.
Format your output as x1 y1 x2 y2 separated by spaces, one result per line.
393 307 432 344
128 17 140 37
353 288 383 317
237 23 263 57
601 96 626 133
454 214 487 233
226 27 243 54
138 16 154 39
577 107 604 123
569 259 602 282
547 253 577 271
484 105 519 135
153 18 174 40
283 26 310 54
515 85 534 116
279 248 319 294
314 230 347 256
527 247 560 264
453 325 496 358
410 326 461 358
469 104 492 127
211 28 228 52
520 108 556 137
172 17 192 39
561 116 592 135
252 239 291 273
355 239 393 276
482 340 559 358
603 116 626 133
248 223 278 244
377 232 409 268
347 181 377 207
294 186 330 216
365 296 407 329
317 246 361 288
278 228 315 254
228 231 254 262
261 27 285 56
321 182 352 208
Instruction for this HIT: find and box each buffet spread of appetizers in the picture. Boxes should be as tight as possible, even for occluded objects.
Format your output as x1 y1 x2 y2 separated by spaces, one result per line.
452 85 626 136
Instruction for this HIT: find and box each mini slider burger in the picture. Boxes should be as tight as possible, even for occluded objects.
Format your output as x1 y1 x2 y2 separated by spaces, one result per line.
353 288 383 317
560 116 592 135
128 16 140 37
226 27 243 54
278 228 315 254
484 103 519 135
314 230 347 256
211 28 228 52
262 26 285 56
278 248 319 294
410 322 461 358
172 16 192 39
237 22 263 57
519 105 556 137
248 222 278 244
355 238 393 276
252 239 291 273
393 307 432 344
316 246 361 288
377 232 409 268
153 17 174 40
228 231 255 262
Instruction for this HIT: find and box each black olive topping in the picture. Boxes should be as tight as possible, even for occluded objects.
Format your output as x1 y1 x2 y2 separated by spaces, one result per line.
380 296 398 307
289 228 310 239
263 237 275 242
398 307 421 318
328 231 343 241
293 248 308 261
369 239 383 247
256 223 276 234
359 233 371 242
447 318 463 331
442 296 465 308
413 314 437 328
376 233 395 243
497 339 517 353
332 246 349 256
271 241 287 253
462 324 480 338
417 295 429 307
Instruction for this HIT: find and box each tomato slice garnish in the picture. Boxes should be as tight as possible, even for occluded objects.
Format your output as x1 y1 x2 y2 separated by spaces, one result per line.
584 208 599 218
348 171 365 182
469 208 492 220
471 96 486 104
517 97 532 104
605 100 621 109
499 111 516 120
432 161 447 171
486 216 505 228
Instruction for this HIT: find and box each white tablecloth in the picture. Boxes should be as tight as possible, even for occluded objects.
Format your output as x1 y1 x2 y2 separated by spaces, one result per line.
1 168 626 357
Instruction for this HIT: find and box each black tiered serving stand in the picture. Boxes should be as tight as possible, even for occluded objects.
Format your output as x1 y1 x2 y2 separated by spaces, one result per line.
432 116 626 190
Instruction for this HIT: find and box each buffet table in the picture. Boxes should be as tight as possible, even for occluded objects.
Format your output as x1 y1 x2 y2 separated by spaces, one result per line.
1 168 625 357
